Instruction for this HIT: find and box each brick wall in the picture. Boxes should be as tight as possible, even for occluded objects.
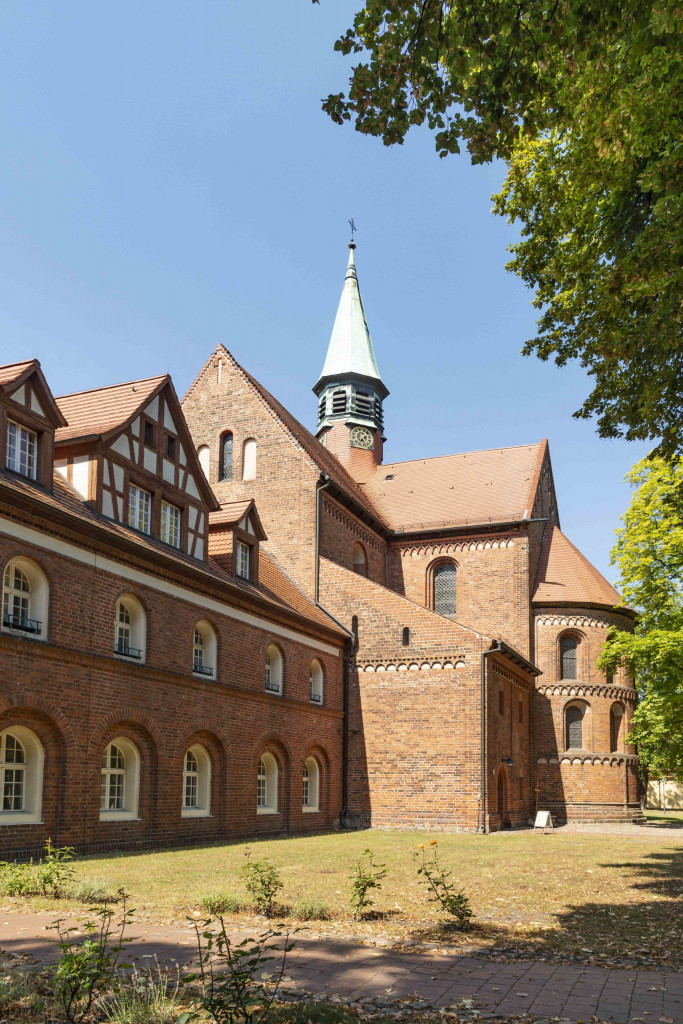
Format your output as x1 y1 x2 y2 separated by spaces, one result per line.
0 520 344 856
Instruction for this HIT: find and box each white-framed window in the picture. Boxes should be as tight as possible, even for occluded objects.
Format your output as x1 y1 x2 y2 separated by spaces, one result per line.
236 540 250 580
2 558 48 639
182 744 211 817
256 752 278 813
309 659 324 704
0 727 44 824
6 420 37 480
192 620 217 677
160 500 181 548
128 484 151 534
114 595 146 662
265 644 283 694
302 756 320 812
100 738 140 820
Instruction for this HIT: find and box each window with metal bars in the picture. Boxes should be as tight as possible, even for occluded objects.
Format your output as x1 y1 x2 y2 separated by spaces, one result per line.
565 705 584 749
433 563 457 616
219 432 233 481
560 635 578 679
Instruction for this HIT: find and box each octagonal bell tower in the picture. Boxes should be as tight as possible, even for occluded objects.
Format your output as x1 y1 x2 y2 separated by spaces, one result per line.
313 240 389 482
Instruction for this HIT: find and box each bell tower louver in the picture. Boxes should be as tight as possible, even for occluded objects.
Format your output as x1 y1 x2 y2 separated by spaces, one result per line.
313 240 388 479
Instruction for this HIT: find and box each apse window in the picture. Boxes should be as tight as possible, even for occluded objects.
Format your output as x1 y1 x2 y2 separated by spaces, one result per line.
560 635 578 680
6 420 37 480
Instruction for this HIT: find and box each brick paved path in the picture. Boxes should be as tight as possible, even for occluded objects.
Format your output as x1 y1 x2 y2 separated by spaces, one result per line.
1 912 682 1023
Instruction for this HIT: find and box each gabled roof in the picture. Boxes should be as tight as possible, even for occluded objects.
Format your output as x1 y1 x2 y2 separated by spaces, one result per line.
532 524 626 610
360 443 547 533
55 375 168 443
209 499 267 541
314 244 387 397
0 359 68 427
184 346 384 524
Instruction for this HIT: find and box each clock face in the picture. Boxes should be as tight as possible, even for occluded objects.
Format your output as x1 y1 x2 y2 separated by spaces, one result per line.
350 426 374 450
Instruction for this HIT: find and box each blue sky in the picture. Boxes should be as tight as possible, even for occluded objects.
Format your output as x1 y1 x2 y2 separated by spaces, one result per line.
0 1 650 583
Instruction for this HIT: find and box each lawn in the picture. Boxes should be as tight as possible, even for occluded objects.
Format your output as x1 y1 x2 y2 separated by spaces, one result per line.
6 828 682 967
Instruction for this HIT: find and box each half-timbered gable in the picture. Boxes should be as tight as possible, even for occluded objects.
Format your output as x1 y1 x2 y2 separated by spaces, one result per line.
54 376 218 561
0 360 66 491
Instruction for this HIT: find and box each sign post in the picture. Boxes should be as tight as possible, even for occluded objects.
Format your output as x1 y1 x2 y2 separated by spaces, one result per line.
533 810 554 834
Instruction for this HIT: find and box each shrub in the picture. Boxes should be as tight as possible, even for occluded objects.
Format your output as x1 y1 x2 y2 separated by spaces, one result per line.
349 848 387 920
36 838 76 897
99 960 184 1024
241 852 283 917
200 890 244 916
293 896 331 921
71 878 118 904
0 859 39 896
184 914 294 1024
414 841 473 930
51 889 134 1024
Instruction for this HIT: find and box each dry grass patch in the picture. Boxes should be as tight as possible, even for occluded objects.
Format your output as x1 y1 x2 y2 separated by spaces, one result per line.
4 829 682 965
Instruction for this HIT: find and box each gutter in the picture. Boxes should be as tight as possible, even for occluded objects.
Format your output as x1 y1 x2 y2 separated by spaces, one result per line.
315 475 354 826
480 640 503 834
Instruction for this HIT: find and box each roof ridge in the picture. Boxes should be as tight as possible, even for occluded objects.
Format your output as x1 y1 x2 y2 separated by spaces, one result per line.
56 373 168 401
375 441 544 470
0 358 38 371
180 344 229 405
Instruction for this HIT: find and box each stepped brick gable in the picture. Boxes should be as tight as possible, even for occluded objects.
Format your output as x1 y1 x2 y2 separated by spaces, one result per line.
0 243 640 855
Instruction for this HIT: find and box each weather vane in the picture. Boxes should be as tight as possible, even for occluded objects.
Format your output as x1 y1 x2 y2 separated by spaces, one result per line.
349 217 356 243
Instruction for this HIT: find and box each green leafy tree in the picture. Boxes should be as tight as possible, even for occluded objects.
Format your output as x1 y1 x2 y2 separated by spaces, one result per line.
320 0 683 455
599 457 683 780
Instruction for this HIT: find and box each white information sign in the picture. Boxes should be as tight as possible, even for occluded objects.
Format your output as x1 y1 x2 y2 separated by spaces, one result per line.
533 810 554 833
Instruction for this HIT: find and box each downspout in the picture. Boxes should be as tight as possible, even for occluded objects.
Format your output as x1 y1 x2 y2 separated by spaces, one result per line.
480 640 503 834
315 475 352 826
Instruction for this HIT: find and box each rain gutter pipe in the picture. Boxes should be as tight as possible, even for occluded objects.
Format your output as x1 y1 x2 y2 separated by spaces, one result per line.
315 474 353 826
480 640 503 834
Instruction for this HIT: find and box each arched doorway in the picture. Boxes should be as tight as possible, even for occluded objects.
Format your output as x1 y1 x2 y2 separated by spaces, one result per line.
497 767 510 829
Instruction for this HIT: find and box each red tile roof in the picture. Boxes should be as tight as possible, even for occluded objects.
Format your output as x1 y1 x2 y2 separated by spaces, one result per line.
532 524 624 609
55 376 168 443
0 468 344 639
360 444 545 532
258 549 347 631
209 501 255 526
0 360 37 390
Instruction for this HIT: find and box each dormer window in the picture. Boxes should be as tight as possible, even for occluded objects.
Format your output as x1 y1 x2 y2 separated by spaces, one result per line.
160 500 181 548
236 540 250 580
6 420 37 480
128 484 151 534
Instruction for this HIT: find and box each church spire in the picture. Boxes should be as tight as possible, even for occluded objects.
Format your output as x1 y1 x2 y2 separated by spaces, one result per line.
315 242 387 393
313 237 389 479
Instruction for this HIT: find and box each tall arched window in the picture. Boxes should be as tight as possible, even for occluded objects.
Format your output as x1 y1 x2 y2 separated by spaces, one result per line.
257 752 278 813
2 558 49 639
193 620 217 677
309 659 323 704
182 744 211 817
242 438 257 481
565 705 584 750
0 727 44 823
100 738 140 820
302 756 320 812
610 703 624 752
560 635 579 680
219 432 233 481
352 542 368 578
433 562 457 616
265 644 283 694
197 445 210 480
114 596 146 662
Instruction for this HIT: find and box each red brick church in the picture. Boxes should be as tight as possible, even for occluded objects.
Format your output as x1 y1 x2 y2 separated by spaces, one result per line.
0 242 640 855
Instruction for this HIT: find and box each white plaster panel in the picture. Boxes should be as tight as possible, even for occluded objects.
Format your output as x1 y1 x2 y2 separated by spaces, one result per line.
145 396 159 420
131 417 140 438
55 460 68 480
71 456 90 499
30 390 45 416
163 402 175 431
112 464 124 490
131 440 139 462
195 537 204 560
185 474 200 500
188 506 198 529
102 491 115 519
162 458 175 483
10 384 26 405
102 460 110 486
143 447 157 473
111 435 131 460
179 444 187 467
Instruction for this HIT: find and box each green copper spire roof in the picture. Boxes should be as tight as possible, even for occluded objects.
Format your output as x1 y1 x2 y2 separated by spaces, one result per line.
315 243 385 391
